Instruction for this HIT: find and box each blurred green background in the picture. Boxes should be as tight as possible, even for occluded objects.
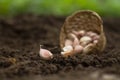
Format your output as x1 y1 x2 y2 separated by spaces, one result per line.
0 0 120 17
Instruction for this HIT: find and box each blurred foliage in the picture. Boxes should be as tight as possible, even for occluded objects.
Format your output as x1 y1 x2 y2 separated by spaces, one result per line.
0 0 120 16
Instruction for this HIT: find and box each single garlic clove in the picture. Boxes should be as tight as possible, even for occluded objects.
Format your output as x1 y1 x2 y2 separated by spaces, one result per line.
68 33 77 41
39 48 53 60
83 43 94 54
80 36 92 46
93 40 98 44
86 31 96 37
68 33 80 47
74 45 83 54
63 45 73 52
72 30 85 39
65 39 73 46
86 31 100 41
80 36 92 47
73 37 80 47
92 35 100 40
80 36 92 42
80 42 88 47
78 30 86 36
61 45 73 57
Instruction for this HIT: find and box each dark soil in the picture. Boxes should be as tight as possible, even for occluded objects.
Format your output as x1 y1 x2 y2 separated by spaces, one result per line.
0 14 120 80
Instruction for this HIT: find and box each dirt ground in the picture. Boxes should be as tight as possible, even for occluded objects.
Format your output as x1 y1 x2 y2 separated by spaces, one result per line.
0 14 120 80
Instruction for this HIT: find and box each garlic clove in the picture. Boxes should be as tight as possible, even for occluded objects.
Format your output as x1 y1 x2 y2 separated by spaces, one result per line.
39 48 53 60
80 36 92 46
86 31 96 37
78 30 86 36
80 42 88 47
65 39 73 46
92 35 100 40
61 45 74 57
72 30 85 39
73 37 80 47
86 31 100 41
93 40 98 44
74 45 83 54
83 43 94 54
80 36 92 42
68 33 78 41
63 45 73 52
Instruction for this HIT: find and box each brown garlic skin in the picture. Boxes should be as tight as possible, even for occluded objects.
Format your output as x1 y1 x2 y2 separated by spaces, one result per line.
60 10 106 56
